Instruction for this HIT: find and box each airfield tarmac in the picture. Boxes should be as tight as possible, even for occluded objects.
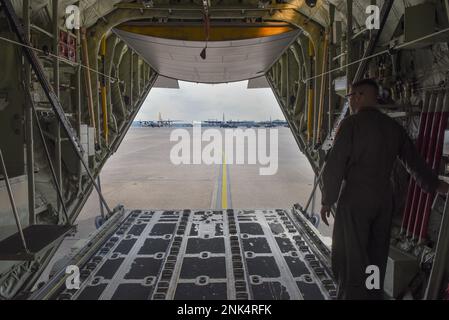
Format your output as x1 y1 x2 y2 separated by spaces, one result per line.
37 127 333 285
79 127 332 235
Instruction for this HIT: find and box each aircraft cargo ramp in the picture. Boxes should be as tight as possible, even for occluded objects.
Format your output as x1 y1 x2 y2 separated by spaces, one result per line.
31 208 336 300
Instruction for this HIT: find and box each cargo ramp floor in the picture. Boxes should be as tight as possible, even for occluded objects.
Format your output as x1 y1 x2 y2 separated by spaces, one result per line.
31 208 337 300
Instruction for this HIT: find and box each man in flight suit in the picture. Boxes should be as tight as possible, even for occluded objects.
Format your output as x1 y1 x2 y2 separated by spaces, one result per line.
320 79 449 299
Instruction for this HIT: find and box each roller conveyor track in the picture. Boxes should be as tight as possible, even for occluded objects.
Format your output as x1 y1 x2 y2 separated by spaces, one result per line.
38 209 337 300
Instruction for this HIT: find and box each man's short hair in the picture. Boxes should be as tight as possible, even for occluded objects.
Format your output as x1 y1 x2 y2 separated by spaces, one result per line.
351 78 379 97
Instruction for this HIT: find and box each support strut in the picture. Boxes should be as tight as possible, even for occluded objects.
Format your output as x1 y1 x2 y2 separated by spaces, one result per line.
0 0 112 215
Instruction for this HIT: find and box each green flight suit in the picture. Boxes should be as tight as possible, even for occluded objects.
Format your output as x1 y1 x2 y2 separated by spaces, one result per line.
321 106 439 300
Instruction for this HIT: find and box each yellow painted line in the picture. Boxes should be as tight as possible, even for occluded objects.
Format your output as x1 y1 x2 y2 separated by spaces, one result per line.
221 154 228 210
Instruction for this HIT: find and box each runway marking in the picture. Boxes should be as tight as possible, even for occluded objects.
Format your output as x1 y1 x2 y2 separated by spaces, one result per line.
221 153 228 209
210 164 219 209
213 147 232 210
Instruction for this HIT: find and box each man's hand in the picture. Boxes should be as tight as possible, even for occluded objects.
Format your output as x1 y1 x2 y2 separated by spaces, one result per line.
320 205 332 227
437 180 449 194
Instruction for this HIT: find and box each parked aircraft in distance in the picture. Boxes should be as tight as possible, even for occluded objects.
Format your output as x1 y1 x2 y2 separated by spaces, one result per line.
138 118 287 128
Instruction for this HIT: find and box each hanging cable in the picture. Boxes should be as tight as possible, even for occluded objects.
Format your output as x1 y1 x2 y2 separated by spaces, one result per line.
200 0 210 60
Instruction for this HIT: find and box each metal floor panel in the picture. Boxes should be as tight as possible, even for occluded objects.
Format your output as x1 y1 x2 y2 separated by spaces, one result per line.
57 209 336 300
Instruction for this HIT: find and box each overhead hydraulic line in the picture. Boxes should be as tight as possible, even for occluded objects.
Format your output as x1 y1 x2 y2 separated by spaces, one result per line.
353 0 395 81
80 29 98 137
304 26 449 83
100 36 109 145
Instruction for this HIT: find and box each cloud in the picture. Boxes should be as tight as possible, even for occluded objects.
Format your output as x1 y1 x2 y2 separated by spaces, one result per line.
137 81 285 122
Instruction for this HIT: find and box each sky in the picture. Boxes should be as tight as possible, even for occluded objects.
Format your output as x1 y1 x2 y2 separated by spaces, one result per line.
136 80 286 122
